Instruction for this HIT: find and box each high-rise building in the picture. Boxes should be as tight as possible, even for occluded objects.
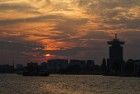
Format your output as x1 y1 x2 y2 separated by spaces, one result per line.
107 34 125 73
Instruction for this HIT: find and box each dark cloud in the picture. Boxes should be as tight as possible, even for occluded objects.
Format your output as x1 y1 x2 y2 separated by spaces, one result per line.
0 2 40 14
102 17 140 30
81 31 110 40
46 31 110 62
74 0 140 9
0 14 89 42
74 0 140 31
47 40 108 64
0 14 64 25
0 36 46 64
92 0 139 16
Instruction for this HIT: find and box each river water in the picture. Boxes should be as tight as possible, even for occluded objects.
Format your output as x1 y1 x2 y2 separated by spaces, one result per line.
0 74 140 94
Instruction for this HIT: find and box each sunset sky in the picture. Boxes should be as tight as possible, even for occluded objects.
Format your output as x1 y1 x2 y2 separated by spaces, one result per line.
0 0 140 64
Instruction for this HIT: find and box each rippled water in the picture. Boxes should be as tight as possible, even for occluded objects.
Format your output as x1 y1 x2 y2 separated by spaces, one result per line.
0 74 140 94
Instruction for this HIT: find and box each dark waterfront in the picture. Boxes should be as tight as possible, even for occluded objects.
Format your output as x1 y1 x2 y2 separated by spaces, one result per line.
0 74 140 94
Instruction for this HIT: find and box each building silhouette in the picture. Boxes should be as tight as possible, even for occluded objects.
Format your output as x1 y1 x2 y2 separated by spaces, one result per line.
0 65 14 73
125 59 140 75
107 34 125 74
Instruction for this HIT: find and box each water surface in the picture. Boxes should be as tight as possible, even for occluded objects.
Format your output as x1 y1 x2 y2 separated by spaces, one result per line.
0 74 140 94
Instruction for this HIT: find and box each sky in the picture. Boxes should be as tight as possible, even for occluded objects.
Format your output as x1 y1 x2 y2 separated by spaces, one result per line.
0 0 140 64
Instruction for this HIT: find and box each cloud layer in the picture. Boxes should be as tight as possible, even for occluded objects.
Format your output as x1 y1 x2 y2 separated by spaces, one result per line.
0 0 140 64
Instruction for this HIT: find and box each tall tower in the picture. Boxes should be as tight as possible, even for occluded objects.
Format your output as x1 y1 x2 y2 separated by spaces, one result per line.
107 34 125 73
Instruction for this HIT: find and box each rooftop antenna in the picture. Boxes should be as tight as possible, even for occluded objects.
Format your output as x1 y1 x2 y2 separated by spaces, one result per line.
114 32 118 39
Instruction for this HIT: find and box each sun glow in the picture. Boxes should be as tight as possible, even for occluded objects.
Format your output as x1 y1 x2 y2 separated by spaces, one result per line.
45 54 51 57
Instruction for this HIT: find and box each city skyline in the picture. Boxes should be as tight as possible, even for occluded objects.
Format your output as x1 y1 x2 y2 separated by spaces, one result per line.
0 0 140 64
